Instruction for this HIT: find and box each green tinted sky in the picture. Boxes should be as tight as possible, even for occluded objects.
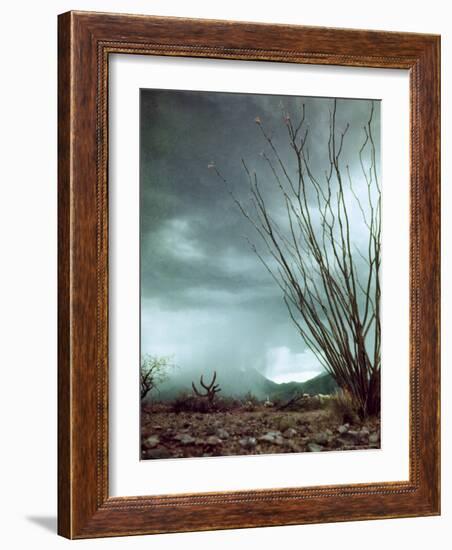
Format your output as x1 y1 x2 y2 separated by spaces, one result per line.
140 89 380 384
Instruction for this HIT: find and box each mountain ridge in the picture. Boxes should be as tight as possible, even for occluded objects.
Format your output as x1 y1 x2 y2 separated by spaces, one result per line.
154 366 337 402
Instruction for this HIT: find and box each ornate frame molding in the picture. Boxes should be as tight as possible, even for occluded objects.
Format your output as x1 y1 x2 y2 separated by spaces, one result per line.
58 11 440 538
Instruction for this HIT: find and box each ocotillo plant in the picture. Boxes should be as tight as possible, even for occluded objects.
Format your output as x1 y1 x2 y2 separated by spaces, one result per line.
211 100 381 419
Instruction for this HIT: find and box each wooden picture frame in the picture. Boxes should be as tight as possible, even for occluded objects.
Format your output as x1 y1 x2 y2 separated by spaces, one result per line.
58 10 440 539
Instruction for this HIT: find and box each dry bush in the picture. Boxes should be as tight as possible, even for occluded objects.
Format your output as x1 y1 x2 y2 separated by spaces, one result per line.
171 393 241 413
327 390 359 424
215 396 243 412
278 394 323 412
140 354 175 401
241 391 261 411
142 401 168 414
172 393 211 413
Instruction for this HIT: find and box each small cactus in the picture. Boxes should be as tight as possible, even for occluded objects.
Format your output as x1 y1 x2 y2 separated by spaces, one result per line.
192 371 221 407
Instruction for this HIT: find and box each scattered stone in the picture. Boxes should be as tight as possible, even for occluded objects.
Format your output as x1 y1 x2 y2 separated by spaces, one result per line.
206 436 223 446
173 433 196 445
143 435 160 449
339 444 360 451
336 437 354 448
313 432 329 445
278 417 296 431
143 405 381 459
259 431 285 445
286 441 303 452
144 447 172 459
358 429 370 441
307 442 324 452
265 430 282 437
239 437 257 449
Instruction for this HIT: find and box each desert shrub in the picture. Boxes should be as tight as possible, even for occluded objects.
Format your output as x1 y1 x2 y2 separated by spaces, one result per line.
278 393 322 412
172 393 211 413
141 401 168 415
241 391 261 411
243 391 260 405
271 396 283 408
140 354 175 401
171 393 241 413
327 390 359 424
215 395 242 412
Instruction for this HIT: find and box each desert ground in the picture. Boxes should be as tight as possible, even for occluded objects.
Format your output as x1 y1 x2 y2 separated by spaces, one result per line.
141 395 380 460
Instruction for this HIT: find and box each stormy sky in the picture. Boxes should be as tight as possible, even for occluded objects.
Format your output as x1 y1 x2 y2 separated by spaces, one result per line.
140 89 380 385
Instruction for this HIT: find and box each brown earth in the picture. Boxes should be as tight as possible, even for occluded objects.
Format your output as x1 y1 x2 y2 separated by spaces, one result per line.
140 405 380 460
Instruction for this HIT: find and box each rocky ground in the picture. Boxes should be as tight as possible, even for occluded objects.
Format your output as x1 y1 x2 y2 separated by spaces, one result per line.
141 406 380 460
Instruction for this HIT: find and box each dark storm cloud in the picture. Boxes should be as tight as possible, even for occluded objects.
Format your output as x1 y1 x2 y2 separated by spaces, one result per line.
140 89 380 383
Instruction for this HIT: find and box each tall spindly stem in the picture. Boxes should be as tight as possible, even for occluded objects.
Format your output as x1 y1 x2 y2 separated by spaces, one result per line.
212 99 380 418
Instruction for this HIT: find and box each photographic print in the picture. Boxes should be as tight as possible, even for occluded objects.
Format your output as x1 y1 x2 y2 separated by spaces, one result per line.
140 89 381 460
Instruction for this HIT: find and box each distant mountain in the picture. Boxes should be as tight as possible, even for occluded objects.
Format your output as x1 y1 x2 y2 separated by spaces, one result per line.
299 372 338 395
153 366 336 403
269 372 337 402
155 365 278 401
